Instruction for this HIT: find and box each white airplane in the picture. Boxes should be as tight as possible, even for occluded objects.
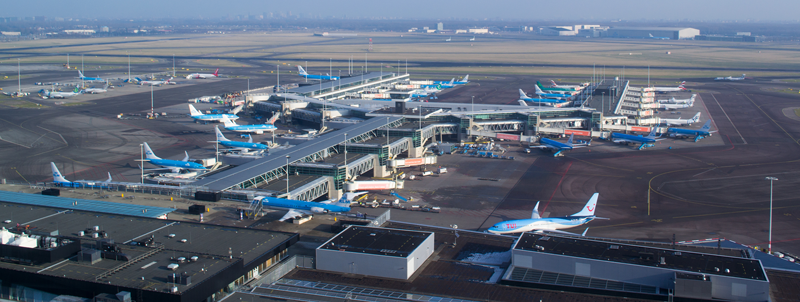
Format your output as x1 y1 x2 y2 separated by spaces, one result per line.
188 104 240 122
659 102 692 110
83 82 110 94
487 193 601 235
469 36 475 41
136 77 173 86
186 68 219 79
715 74 746 81
40 88 81 99
661 112 701 126
549 80 582 90
445 37 451 42
220 113 279 134
653 81 687 92
658 94 696 104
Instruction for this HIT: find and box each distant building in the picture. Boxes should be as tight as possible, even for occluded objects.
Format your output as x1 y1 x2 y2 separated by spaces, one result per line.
695 35 762 42
604 27 699 39
63 29 95 35
437 22 443 31
100 26 109 32
1 32 21 36
468 28 489 34
736 32 751 36
539 26 577 36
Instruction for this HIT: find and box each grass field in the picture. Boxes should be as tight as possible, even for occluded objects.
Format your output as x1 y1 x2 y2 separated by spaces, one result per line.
2 32 800 78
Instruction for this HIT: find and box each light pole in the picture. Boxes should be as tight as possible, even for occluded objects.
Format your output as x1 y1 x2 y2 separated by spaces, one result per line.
602 92 605 114
344 133 348 181
471 96 475 114
172 54 175 77
140 144 144 183
17 59 21 94
766 176 778 254
285 156 291 198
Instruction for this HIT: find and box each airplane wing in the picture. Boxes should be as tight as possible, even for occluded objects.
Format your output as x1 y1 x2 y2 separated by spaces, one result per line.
527 145 552 149
532 229 587 236
279 209 312 222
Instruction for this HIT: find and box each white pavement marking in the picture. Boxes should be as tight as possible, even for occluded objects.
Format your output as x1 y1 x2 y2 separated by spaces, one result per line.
22 210 70 225
124 221 179 244
710 93 746 144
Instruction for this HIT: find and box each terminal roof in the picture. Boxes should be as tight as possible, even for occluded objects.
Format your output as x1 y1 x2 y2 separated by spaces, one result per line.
318 226 432 258
515 233 766 281
287 72 396 94
0 190 174 219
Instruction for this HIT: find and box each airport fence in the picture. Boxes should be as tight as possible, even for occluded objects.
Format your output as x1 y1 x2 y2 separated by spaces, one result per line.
258 255 316 285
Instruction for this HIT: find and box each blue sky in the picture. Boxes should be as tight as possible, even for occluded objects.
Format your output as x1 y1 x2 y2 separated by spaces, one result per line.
11 0 800 21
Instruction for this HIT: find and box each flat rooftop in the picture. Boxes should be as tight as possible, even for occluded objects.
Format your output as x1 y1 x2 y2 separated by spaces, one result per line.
0 190 175 219
515 233 766 281
0 201 297 295
287 72 396 94
318 226 432 258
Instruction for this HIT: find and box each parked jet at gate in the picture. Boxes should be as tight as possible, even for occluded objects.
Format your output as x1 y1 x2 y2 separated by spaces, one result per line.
83 83 110 94
534 85 572 100
142 142 206 172
549 80 582 90
51 162 112 188
529 133 590 157
136 77 173 86
40 88 81 99
649 33 670 40
186 68 220 79
213 126 269 151
434 75 469 85
658 94 696 104
537 81 576 92
611 126 664 150
661 112 701 126
220 113 279 134
487 193 601 234
659 102 693 111
715 74 746 81
188 104 239 122
469 36 475 41
422 78 455 90
668 120 716 142
254 192 367 221
518 89 567 104
78 71 104 82
653 81 687 93
445 37 452 42
296 65 340 81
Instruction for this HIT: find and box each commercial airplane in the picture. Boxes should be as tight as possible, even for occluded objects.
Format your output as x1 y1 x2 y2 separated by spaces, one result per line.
445 37 452 42
78 71 104 82
136 77 173 86
658 94 696 104
142 142 206 172
529 133 590 157
422 78 455 89
668 120 716 142
652 81 687 92
188 104 240 122
434 75 469 85
229 104 244 115
715 74 746 81
469 36 475 41
518 89 568 104
611 126 664 150
649 33 670 40
50 162 112 188
537 81 576 92
487 193 601 235
83 83 110 94
410 87 440 98
661 112 701 126
254 191 367 222
549 80 582 90
296 65 340 81
534 85 572 100
186 68 220 79
659 102 693 111
213 126 269 151
220 113 279 134
40 88 81 99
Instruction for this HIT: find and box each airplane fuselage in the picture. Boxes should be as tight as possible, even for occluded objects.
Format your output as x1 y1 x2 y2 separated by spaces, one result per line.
300 74 339 81
191 114 240 122
540 138 573 150
611 133 656 143
488 216 594 234
521 97 567 104
668 128 710 137
257 196 350 213
219 140 268 150
148 158 206 170
225 124 277 133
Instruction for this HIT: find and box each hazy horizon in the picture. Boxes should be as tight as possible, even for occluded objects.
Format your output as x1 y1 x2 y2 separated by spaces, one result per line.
8 0 800 22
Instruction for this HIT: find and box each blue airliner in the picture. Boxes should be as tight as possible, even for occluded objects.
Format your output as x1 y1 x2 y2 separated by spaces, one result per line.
221 113 279 134
518 89 568 104
421 78 455 90
78 71 104 82
534 85 572 100
214 126 269 150
488 193 601 235
188 104 239 122
297 65 340 81
529 133 590 157
254 192 366 221
50 162 112 188
142 142 207 172
668 120 716 142
611 126 664 150
434 75 469 85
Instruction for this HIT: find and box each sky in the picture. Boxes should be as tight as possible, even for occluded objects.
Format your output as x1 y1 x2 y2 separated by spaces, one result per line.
11 0 800 21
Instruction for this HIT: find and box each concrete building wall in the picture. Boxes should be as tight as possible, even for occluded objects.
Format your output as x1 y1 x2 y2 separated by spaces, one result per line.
405 233 435 278
316 233 434 280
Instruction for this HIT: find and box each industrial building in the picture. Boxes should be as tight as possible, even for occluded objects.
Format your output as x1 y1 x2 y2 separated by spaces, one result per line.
604 27 700 40
503 233 770 301
316 226 434 279
695 34 763 42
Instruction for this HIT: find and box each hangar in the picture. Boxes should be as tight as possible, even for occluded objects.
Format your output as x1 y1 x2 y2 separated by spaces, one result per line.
605 27 700 40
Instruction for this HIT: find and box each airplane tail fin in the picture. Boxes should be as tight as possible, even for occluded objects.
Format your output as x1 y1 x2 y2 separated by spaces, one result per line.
691 112 701 123
700 120 712 132
78 70 84 78
267 112 281 124
297 65 307 75
50 162 70 183
531 201 541 219
229 104 244 115
536 81 545 88
647 126 658 138
534 85 544 94
462 75 469 83
449 78 455 85
567 133 574 145
135 77 142 82
214 126 230 142
518 100 528 106
550 80 557 87
188 104 202 116
649 33 654 37
142 142 161 160
213 68 219 76
182 151 190 162
221 116 238 128
571 193 599 217
105 172 112 183
166 77 173 83
246 135 253 143
519 89 528 99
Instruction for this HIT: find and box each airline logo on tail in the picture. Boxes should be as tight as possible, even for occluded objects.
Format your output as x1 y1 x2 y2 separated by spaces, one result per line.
297 65 308 75
188 104 202 116
213 68 219 76
678 81 687 90
221 116 237 128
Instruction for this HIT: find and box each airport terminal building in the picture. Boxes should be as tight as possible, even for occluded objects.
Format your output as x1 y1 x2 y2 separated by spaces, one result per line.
605 27 700 40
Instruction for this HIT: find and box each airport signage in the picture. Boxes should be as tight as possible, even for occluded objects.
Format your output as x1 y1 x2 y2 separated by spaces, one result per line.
630 126 651 132
404 158 425 166
564 129 591 137
496 133 520 141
